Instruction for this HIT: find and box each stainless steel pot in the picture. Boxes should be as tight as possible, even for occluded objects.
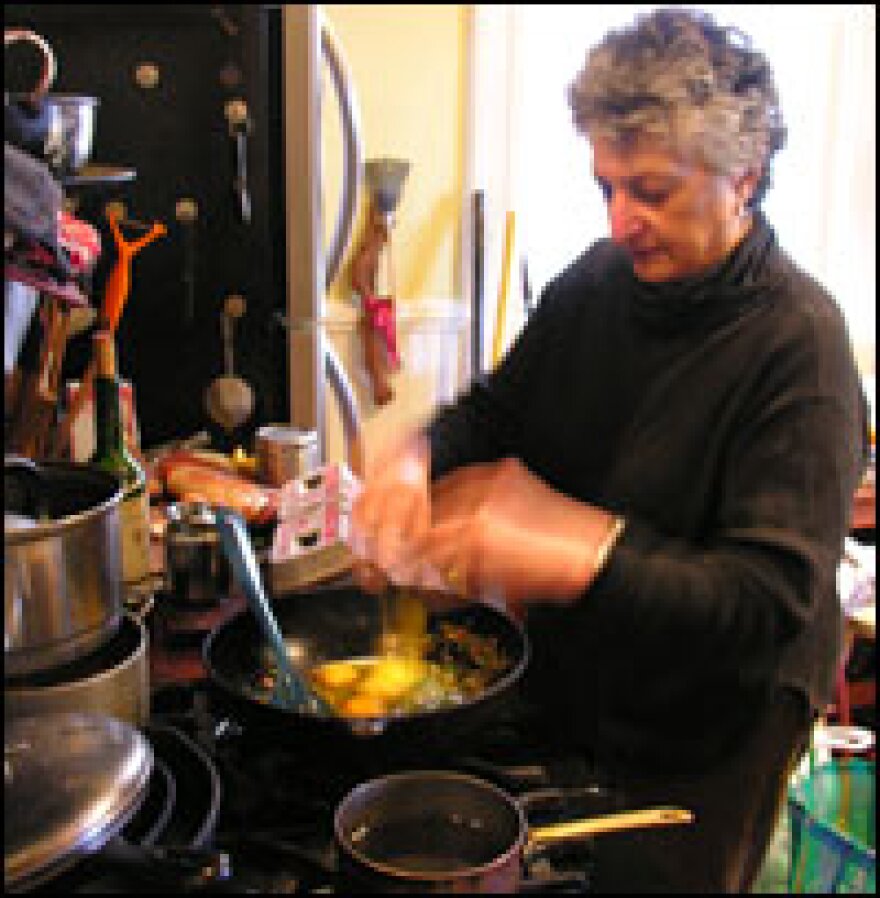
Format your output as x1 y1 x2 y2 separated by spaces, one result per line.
5 457 123 677
4 615 150 727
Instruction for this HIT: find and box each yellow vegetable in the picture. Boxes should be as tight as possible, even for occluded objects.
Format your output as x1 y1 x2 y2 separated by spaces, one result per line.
311 660 361 690
342 693 387 718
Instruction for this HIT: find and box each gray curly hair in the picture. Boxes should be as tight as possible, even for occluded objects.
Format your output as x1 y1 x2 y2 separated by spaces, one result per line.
567 7 786 208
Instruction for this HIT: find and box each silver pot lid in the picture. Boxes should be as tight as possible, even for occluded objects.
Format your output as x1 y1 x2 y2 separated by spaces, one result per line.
4 712 153 892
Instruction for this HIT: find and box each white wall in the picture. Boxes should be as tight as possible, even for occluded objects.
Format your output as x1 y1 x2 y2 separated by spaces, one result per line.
472 4 876 375
323 299 470 468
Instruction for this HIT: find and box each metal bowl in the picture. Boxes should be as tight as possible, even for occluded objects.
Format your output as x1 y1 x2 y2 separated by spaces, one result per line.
44 94 99 174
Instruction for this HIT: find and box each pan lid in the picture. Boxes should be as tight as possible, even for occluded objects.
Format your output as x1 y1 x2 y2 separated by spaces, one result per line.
4 712 153 893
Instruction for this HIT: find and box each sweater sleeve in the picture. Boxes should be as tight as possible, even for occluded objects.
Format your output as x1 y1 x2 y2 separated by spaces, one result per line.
589 298 867 702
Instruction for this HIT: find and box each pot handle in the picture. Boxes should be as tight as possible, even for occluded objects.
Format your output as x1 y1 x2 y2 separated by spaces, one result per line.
519 871 591 893
4 29 57 100
100 838 232 889
528 806 694 849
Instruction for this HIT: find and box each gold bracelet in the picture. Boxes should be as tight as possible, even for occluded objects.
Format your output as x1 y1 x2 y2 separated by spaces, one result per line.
594 515 626 576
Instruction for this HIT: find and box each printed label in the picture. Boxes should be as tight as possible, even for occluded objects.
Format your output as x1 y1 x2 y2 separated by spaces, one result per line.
120 483 151 585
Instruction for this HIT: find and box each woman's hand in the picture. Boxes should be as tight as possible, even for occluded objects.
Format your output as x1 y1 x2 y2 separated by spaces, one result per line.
414 457 620 609
349 430 433 593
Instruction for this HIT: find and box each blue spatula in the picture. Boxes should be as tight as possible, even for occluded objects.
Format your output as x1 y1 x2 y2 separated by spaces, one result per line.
214 507 331 715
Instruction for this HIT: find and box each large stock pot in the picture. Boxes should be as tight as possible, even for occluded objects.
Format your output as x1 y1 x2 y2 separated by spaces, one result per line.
4 457 123 677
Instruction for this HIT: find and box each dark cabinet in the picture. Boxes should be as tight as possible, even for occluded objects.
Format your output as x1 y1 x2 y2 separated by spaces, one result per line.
6 4 289 449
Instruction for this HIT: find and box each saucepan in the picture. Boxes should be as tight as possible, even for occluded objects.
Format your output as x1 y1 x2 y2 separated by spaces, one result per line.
333 770 694 893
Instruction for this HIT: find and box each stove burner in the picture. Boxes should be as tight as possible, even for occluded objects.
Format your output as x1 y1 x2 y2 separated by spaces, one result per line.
143 683 599 893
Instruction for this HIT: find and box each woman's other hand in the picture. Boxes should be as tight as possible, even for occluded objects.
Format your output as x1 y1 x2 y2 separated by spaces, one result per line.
416 457 621 610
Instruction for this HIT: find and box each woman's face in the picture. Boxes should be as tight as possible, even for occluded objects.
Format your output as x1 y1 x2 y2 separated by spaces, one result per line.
591 136 755 282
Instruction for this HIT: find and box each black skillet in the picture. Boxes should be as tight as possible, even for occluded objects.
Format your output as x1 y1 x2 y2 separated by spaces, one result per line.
202 584 529 759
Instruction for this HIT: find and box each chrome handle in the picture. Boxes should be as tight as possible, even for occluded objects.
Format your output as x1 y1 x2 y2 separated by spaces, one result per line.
320 14 365 474
320 14 363 287
325 340 364 477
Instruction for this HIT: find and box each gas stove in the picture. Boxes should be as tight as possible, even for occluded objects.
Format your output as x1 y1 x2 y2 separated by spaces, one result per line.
43 592 616 893
145 682 610 893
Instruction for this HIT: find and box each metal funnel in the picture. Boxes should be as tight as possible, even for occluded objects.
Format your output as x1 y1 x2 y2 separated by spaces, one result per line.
364 157 411 214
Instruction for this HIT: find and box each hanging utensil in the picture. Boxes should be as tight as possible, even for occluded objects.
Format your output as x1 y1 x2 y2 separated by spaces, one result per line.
101 208 167 332
224 98 251 225
174 198 199 326
204 293 254 433
56 209 166 459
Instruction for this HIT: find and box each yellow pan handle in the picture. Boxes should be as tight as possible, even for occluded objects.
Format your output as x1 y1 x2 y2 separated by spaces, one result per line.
529 806 694 846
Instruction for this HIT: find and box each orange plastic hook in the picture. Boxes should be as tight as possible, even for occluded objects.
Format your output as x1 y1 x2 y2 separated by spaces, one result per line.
101 209 167 333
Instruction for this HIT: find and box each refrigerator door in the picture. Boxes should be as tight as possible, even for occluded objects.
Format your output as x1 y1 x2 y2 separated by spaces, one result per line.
283 5 364 474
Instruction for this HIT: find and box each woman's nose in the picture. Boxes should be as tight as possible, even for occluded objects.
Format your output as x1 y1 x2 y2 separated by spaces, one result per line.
608 194 643 243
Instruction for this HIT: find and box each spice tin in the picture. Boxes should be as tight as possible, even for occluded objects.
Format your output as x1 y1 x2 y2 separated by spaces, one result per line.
255 425 320 486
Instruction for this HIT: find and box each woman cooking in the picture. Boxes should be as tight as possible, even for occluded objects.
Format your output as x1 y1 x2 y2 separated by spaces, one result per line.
351 7 868 892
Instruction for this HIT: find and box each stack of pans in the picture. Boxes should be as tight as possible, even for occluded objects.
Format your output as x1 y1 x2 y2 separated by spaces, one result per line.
4 461 229 891
4 457 149 725
4 713 226 892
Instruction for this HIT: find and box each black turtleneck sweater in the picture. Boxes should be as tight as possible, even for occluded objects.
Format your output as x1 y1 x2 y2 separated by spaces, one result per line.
427 214 867 771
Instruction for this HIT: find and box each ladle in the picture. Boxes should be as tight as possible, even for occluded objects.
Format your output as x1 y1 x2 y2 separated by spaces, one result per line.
205 294 254 432
213 507 331 715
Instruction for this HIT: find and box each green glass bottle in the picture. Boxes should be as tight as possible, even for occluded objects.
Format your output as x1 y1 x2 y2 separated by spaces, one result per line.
90 329 151 596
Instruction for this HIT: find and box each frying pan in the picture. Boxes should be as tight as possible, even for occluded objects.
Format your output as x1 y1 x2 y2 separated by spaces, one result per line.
202 585 529 757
